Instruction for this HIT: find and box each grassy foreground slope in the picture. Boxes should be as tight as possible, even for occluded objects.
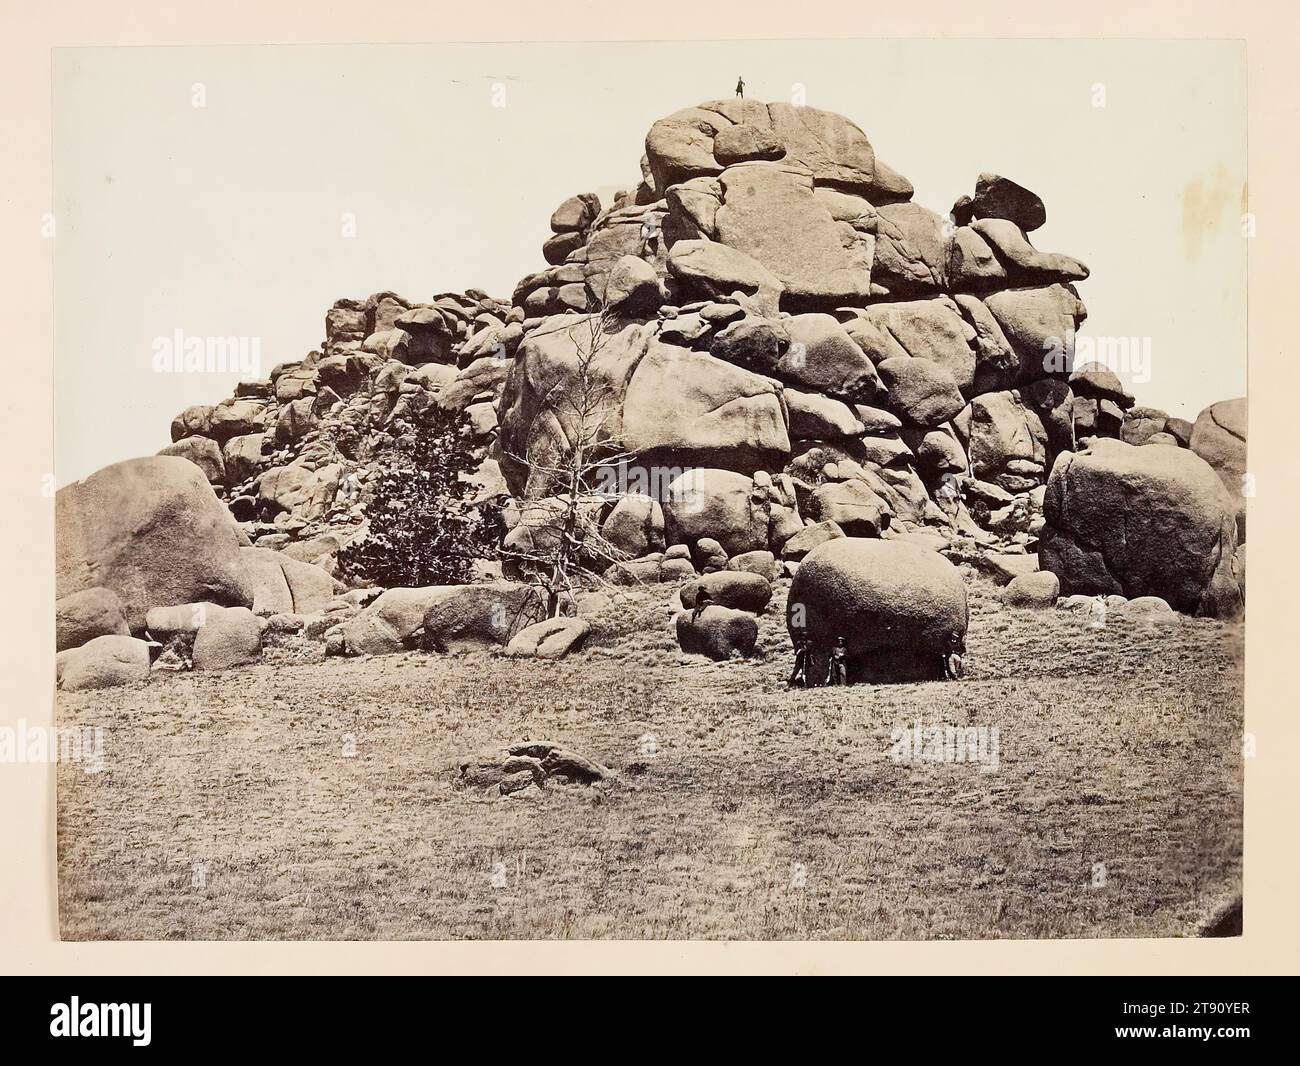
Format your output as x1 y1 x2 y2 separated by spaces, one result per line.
57 575 1243 941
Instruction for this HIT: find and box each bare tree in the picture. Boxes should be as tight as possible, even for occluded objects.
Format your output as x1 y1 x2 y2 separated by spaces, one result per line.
501 305 641 618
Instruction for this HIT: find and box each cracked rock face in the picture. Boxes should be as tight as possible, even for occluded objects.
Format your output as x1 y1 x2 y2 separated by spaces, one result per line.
1039 438 1242 617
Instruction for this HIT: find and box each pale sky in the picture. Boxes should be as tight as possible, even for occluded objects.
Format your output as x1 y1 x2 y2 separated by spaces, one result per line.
54 39 1246 485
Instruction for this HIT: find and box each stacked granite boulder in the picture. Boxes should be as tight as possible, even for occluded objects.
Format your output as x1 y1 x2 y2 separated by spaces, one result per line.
145 98 1244 625
502 101 1097 565
501 99 1245 617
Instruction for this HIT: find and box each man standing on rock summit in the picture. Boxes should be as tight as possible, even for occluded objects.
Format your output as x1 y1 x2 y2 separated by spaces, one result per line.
735 75 745 99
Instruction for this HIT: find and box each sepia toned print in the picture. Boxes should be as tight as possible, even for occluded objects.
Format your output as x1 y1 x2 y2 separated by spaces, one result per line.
53 41 1245 941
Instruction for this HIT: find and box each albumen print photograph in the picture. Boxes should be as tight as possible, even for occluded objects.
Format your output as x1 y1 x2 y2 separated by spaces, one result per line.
52 38 1246 940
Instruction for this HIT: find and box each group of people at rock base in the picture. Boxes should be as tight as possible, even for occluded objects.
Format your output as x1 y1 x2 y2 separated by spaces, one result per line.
785 633 965 688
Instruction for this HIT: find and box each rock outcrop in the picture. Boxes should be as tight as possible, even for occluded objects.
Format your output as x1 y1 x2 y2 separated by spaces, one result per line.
495 99 1114 576
53 91 1237 686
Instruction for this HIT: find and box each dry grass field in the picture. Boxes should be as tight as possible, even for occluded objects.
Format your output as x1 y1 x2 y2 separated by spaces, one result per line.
57 572 1244 941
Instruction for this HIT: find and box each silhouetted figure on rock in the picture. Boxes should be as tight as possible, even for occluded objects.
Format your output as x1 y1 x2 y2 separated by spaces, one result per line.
691 587 712 624
735 75 745 99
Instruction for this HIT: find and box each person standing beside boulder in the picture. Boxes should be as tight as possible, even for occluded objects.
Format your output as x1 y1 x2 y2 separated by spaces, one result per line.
942 633 965 680
787 633 810 688
827 636 848 685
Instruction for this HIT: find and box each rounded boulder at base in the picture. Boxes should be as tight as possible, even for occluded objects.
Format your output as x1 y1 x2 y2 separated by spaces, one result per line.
786 537 968 682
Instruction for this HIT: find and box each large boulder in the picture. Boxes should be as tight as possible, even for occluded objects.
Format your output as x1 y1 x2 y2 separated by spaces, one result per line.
1039 438 1242 617
549 192 601 233
336 587 455 656
1110 596 1178 625
852 299 977 394
238 547 336 617
971 219 1089 284
257 462 342 522
222 433 268 485
643 100 896 199
421 582 547 652
955 173 1047 231
953 293 1019 392
1002 570 1060 609
665 239 784 315
675 605 758 660
870 203 950 297
601 255 663 315
644 114 722 191
806 480 892 537
143 601 225 642
207 400 267 443
56 634 152 691
709 317 789 373
505 616 591 660
56 456 253 633
876 357 965 428
946 226 1008 292
1069 362 1133 408
620 340 791 474
786 538 968 682
784 389 864 439
984 284 1086 383
55 587 130 652
967 390 1050 492
192 606 263 671
170 404 214 442
278 557 336 615
394 306 455 363
780 520 845 561
712 123 784 165
600 493 666 558
726 549 779 581
662 468 800 557
679 571 773 614
713 164 872 308
779 314 882 402
765 102 877 190
1120 405 1169 446
239 546 295 616
158 435 225 485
